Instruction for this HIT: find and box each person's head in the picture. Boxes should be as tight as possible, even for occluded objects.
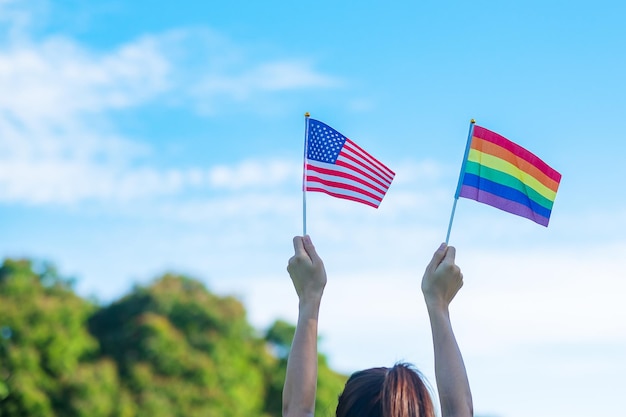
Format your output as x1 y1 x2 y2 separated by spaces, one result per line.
336 362 435 417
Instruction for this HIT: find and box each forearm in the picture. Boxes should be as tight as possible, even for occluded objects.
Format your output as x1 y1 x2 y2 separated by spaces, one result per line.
282 298 321 417
427 304 473 417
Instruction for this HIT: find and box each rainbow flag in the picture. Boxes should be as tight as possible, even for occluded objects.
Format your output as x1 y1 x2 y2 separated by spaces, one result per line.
456 124 562 226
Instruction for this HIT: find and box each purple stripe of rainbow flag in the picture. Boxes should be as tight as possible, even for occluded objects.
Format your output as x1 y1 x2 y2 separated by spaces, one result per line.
457 125 562 226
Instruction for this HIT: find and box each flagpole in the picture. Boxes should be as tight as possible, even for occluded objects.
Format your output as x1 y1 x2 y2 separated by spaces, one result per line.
445 119 475 244
302 112 310 236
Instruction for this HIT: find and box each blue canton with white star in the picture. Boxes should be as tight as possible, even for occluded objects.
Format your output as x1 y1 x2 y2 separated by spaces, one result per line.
307 119 346 163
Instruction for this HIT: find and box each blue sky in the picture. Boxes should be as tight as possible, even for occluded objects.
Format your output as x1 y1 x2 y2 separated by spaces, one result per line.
1 1 625 416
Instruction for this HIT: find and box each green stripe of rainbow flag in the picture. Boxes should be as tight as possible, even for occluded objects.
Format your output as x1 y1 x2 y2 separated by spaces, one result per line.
457 125 562 226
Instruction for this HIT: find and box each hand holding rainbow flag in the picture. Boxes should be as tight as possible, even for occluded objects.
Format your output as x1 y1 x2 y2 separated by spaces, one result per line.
445 120 562 243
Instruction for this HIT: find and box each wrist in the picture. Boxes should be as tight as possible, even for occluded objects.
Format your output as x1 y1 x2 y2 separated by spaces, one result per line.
424 297 450 315
299 298 322 311
299 288 324 304
299 295 322 315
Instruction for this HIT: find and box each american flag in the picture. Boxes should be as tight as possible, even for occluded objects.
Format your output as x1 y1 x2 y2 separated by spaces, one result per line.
305 118 395 208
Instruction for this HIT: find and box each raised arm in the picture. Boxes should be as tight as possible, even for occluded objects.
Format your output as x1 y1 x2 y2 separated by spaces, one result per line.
421 244 473 417
282 235 327 417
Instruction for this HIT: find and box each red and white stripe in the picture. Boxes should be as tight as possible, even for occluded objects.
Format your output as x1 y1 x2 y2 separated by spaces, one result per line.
305 138 395 208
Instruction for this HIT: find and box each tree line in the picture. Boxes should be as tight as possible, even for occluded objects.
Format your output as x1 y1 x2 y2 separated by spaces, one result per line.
0 258 346 417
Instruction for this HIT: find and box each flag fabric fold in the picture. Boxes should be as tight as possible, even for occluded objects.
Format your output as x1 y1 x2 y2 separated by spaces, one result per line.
457 124 561 226
305 118 395 208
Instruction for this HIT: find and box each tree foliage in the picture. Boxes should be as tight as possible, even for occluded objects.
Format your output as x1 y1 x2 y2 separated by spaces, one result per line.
0 259 347 417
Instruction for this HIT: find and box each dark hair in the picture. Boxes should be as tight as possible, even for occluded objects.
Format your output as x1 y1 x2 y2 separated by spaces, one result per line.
336 363 435 417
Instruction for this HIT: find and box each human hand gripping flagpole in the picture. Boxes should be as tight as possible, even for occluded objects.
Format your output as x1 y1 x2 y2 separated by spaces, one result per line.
445 119 476 244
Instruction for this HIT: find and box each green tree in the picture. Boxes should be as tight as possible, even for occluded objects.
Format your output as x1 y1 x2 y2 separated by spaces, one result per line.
0 259 347 417
0 259 123 417
89 274 271 417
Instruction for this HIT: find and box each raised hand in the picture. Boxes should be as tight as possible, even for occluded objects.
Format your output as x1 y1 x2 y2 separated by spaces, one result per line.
421 243 463 309
422 243 472 417
287 235 327 304
283 235 326 417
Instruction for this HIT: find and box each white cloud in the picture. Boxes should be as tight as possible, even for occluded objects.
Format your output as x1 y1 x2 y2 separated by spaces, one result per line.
157 192 302 224
0 9 341 206
0 21 175 205
0 36 170 123
208 159 300 190
0 156 210 205
454 243 626 351
216 239 626 366
198 60 340 98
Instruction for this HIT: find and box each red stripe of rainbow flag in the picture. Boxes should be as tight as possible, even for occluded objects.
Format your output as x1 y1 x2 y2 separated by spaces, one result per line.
456 124 562 226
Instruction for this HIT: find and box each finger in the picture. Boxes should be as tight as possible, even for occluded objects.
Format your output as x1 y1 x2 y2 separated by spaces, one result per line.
302 235 323 264
292 236 305 255
428 242 448 270
443 245 456 263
